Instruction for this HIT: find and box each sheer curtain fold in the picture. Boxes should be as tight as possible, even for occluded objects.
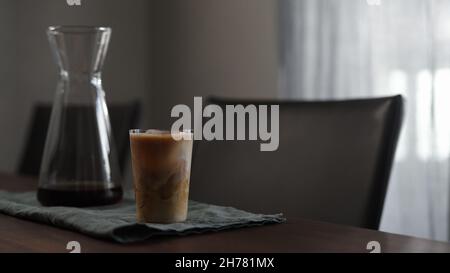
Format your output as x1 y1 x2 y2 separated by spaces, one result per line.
279 0 450 241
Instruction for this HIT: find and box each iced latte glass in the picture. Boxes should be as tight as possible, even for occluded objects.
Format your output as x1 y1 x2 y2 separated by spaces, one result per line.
129 129 193 223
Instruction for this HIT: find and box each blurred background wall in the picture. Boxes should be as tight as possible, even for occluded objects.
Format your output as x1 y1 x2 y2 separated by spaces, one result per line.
148 0 279 128
0 0 279 177
0 0 18 173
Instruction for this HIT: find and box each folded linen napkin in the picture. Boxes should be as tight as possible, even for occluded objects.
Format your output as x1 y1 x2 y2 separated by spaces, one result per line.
0 191 285 243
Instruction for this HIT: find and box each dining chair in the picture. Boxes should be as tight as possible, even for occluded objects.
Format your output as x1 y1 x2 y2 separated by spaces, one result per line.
17 101 141 177
190 95 404 230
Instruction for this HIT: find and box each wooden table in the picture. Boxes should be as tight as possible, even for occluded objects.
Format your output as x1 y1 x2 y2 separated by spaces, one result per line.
0 173 449 253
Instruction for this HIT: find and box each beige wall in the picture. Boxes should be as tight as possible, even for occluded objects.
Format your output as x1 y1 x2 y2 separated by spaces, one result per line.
148 0 279 128
0 0 279 175
0 1 17 172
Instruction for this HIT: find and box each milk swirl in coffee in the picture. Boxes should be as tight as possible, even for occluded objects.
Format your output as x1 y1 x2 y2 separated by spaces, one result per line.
129 130 193 223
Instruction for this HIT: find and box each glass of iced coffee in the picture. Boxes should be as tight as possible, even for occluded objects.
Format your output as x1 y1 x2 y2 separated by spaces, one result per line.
129 129 193 223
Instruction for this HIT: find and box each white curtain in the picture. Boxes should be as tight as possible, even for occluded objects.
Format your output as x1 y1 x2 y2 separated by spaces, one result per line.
279 0 450 241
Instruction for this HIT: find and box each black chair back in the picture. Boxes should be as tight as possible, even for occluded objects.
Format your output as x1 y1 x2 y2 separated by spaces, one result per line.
18 101 141 177
190 96 403 229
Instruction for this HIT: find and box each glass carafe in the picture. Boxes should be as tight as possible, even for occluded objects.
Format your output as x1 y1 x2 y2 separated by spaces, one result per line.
38 26 122 207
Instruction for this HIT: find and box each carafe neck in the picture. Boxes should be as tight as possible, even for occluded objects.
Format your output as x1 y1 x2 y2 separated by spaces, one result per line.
48 26 111 79
60 71 102 83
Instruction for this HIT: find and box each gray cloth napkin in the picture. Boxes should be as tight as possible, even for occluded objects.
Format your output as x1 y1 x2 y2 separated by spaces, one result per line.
0 191 285 243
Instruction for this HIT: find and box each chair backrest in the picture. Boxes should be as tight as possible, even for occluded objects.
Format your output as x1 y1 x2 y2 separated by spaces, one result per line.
190 95 403 229
18 101 141 177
